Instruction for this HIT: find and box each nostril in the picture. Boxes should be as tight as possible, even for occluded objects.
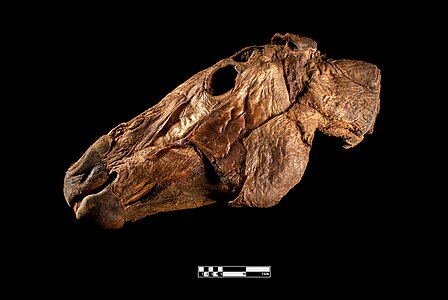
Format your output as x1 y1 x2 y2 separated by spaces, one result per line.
67 171 118 208
80 166 94 182
67 135 112 176
80 164 107 183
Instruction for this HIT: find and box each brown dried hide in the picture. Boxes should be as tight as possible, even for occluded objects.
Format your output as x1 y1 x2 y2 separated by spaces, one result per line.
63 32 381 229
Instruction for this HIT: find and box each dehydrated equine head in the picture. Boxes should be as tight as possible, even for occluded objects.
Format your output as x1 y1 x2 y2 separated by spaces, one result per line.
63 32 381 229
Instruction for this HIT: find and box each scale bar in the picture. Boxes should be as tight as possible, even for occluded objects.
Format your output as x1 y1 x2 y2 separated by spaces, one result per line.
198 266 271 278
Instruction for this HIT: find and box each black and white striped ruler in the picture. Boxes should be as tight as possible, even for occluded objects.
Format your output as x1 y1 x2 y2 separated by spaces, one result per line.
198 266 271 278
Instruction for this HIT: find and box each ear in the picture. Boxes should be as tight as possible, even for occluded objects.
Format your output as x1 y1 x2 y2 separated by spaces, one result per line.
306 59 381 148
271 32 317 51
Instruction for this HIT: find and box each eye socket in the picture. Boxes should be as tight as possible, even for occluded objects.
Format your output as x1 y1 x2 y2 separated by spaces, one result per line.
207 65 238 96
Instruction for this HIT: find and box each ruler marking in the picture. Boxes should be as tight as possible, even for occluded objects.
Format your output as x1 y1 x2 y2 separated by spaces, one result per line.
198 266 271 278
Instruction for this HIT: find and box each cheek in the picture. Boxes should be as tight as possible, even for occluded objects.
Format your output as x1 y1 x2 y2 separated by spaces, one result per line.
108 158 154 200
107 146 210 205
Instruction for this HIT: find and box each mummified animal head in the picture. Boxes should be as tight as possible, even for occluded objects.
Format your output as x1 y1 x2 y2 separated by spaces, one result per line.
63 32 381 229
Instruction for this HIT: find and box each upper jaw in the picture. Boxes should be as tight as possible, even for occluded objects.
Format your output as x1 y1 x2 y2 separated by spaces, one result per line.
63 134 114 207
63 163 115 208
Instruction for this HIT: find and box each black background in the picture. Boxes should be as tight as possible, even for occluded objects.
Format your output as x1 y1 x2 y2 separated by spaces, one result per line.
5 2 428 295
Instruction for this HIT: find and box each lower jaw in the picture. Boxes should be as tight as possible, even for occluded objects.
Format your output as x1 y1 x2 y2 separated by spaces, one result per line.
75 186 125 229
